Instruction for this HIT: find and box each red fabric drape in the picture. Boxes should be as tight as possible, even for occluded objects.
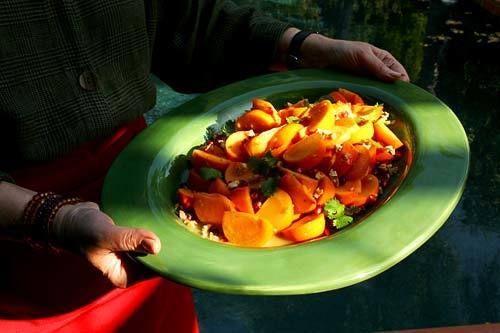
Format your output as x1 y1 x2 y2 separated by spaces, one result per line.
0 117 199 333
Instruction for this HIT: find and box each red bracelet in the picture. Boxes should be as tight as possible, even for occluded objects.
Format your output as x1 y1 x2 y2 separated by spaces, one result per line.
23 192 83 248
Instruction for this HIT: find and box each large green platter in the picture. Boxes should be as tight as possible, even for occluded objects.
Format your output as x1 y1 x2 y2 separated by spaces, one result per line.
101 69 469 295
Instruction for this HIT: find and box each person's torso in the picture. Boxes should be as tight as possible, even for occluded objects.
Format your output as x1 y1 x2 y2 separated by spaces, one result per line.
0 0 158 168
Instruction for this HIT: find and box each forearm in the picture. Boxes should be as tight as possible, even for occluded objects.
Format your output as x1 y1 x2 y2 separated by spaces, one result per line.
0 181 36 236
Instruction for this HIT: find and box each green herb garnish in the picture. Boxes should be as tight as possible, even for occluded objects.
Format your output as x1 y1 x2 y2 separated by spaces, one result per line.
261 176 280 197
221 119 235 136
333 215 354 229
248 152 278 176
324 198 345 219
199 167 222 181
324 198 354 230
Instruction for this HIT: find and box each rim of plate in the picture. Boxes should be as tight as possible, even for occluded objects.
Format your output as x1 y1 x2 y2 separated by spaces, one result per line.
102 69 469 295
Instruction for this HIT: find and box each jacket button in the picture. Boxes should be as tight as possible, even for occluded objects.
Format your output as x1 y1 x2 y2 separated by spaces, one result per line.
79 71 98 91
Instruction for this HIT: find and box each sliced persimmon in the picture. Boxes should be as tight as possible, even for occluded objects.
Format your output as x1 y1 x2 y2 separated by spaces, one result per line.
349 121 374 143
373 120 403 149
338 88 364 105
279 173 316 214
191 149 231 171
236 110 278 132
345 145 371 180
222 211 273 247
225 162 255 183
202 143 225 157
375 148 395 162
348 174 379 206
283 133 327 170
244 126 281 157
335 179 362 205
329 91 348 103
187 169 210 192
252 98 281 124
278 166 318 194
208 178 230 197
230 186 254 214
225 131 250 161
268 123 304 157
256 189 295 231
281 213 325 242
307 100 335 132
278 106 308 121
177 188 194 209
193 192 236 225
316 172 336 206
332 142 359 176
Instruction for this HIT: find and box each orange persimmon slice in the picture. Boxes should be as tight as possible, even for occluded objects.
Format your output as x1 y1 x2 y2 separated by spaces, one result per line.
208 178 230 197
177 188 194 209
252 98 281 124
283 132 327 170
338 88 365 105
278 166 318 194
225 131 251 161
348 174 379 207
193 192 236 225
256 189 295 231
230 186 254 214
225 162 255 183
222 211 273 247
332 142 359 176
278 106 308 122
236 110 278 132
316 172 336 206
345 145 371 181
281 213 326 242
335 179 362 205
244 126 281 157
279 173 316 214
373 120 403 149
191 149 231 171
307 100 335 133
329 91 348 103
268 123 304 157
349 122 374 143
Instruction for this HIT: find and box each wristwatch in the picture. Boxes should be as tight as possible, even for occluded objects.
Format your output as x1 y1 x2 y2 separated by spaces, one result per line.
287 30 316 69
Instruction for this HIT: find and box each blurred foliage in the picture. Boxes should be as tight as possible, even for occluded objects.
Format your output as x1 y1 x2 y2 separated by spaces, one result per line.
235 0 429 80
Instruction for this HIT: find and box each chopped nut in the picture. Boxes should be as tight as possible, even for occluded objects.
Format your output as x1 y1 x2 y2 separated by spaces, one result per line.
228 180 240 189
385 145 396 155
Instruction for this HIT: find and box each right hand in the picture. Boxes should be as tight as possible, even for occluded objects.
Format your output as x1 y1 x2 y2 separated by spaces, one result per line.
52 202 161 288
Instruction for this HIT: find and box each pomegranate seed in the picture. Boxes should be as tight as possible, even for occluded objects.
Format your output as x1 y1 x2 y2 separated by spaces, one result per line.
314 206 323 215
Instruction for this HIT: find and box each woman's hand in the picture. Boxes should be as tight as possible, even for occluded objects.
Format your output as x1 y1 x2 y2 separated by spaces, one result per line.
52 202 161 288
280 28 409 82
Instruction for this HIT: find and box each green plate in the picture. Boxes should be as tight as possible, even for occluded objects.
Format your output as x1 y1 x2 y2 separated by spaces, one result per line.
101 69 469 295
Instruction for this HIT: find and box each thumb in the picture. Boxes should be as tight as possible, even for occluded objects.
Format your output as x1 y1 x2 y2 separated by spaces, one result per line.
362 50 402 82
107 226 161 254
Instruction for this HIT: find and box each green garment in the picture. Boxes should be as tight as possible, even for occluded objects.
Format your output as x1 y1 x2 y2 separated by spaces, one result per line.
0 0 290 181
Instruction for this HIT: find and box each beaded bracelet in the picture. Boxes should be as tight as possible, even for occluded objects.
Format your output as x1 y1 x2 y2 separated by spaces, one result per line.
23 192 83 247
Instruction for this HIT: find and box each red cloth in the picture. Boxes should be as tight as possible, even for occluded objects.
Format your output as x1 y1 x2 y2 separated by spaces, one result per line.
0 117 199 333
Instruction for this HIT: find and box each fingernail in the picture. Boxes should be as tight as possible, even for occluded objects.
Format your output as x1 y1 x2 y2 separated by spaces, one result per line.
141 238 160 254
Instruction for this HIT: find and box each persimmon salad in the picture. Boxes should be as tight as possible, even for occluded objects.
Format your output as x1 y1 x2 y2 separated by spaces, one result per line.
175 88 404 247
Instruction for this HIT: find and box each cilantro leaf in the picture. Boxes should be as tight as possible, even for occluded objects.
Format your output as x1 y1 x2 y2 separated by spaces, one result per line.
286 116 301 124
247 152 278 175
204 125 218 141
199 167 222 181
261 176 280 197
221 119 235 136
334 216 354 229
324 198 345 220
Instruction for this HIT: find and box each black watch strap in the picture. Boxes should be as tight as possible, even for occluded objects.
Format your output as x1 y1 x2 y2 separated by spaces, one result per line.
287 30 315 69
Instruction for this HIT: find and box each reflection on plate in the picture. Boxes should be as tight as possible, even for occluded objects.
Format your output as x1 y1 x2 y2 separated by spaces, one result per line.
102 69 469 295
